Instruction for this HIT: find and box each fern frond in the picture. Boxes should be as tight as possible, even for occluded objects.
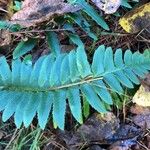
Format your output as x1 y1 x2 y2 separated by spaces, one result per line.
74 0 109 30
0 45 149 129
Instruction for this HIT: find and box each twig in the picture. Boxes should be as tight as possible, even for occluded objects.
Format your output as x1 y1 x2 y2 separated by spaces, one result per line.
4 128 18 150
0 8 8 13
9 28 73 35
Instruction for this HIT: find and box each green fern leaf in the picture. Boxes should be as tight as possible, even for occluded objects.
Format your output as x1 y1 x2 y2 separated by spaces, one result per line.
60 55 70 84
30 56 47 87
104 74 123 94
23 93 40 127
53 90 66 130
14 93 30 128
2 92 22 122
46 32 61 56
132 67 147 78
37 92 53 129
38 55 54 87
76 0 109 30
20 62 32 86
76 47 92 78
0 21 21 31
49 55 65 86
68 13 97 40
92 45 105 76
83 95 90 118
13 39 37 59
12 59 21 85
124 69 140 85
104 47 115 71
121 0 132 8
68 50 80 82
114 49 124 67
69 34 84 48
92 80 113 105
114 71 134 88
0 45 149 129
68 87 83 123
81 84 107 113
0 57 11 83
0 91 12 111
124 50 132 65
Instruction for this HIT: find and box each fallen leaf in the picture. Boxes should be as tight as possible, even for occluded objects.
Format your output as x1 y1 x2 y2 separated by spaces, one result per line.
132 85 150 107
11 0 81 27
91 0 121 14
133 114 150 129
119 2 150 33
75 112 120 141
61 113 120 149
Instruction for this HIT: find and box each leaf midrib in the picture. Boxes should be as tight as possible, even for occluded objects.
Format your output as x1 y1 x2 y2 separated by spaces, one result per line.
0 67 127 92
0 60 148 93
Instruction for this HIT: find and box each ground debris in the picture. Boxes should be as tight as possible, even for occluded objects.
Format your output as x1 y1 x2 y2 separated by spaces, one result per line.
44 113 144 150
130 104 150 129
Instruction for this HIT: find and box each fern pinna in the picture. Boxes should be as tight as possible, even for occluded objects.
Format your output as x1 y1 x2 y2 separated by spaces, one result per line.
0 45 149 129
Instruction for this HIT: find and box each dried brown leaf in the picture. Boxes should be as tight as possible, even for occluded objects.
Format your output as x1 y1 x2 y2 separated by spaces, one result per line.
11 0 81 27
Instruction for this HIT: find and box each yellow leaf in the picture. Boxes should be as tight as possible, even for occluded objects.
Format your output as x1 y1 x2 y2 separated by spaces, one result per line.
119 2 150 33
132 85 150 107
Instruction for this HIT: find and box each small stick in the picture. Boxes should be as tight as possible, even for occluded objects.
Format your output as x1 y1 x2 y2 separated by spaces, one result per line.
0 8 8 13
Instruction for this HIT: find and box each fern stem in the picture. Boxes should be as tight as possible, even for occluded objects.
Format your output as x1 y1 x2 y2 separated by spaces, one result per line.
49 76 103 91
5 76 103 93
5 67 130 93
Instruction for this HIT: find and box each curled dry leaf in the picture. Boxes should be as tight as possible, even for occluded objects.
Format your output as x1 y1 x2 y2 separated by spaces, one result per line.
11 0 81 27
